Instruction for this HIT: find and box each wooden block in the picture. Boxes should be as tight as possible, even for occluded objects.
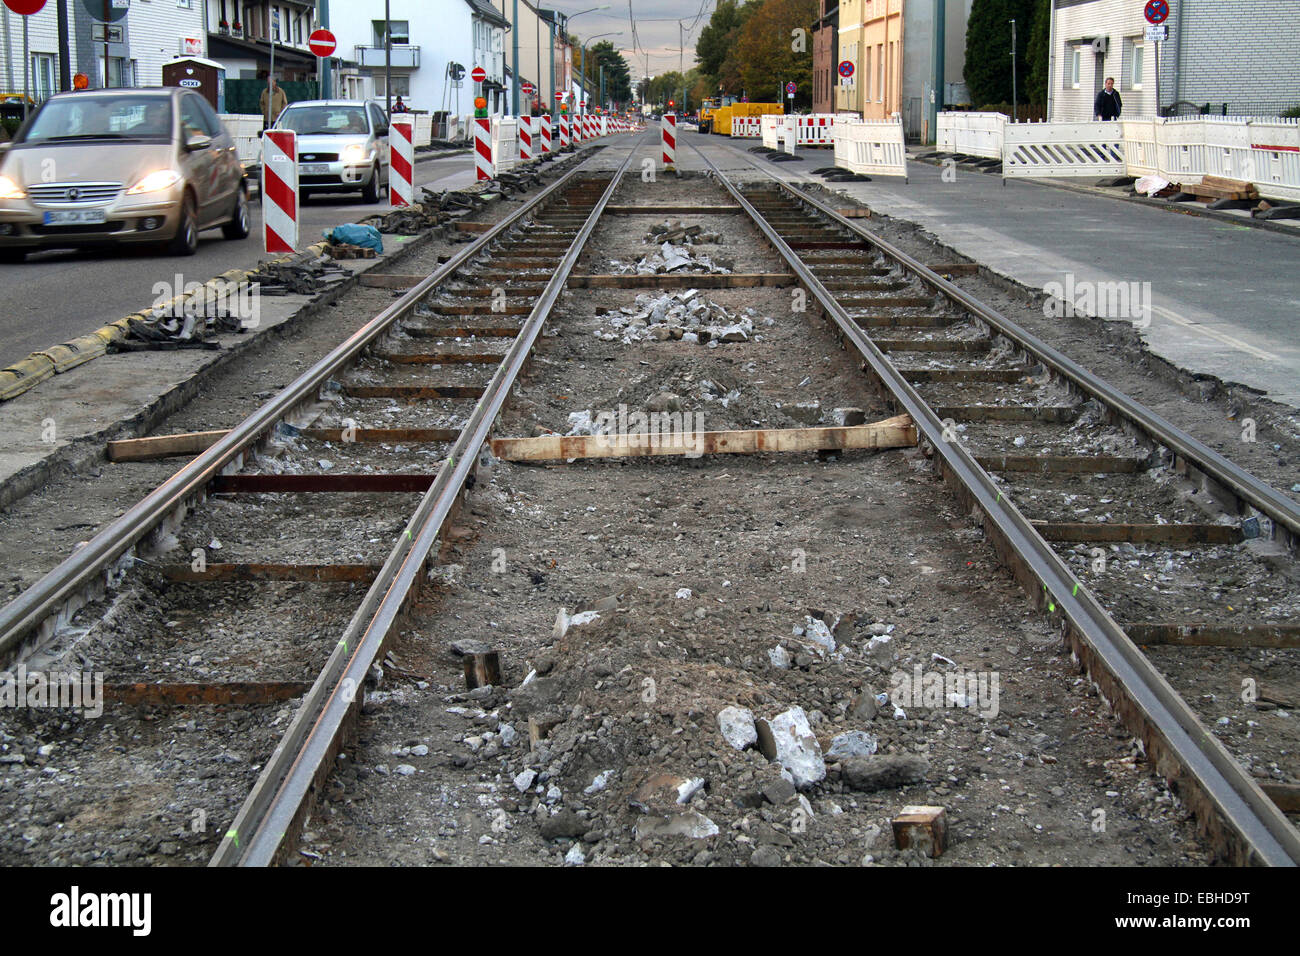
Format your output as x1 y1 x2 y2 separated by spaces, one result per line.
463 651 501 690
528 715 561 750
106 430 227 462
892 805 947 858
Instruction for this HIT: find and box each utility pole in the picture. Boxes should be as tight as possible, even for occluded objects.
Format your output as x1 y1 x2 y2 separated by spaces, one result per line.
385 0 392 116
926 0 944 144
511 0 520 115
599 63 604 111
56 0 70 91
1009 18 1017 123
268 12 276 117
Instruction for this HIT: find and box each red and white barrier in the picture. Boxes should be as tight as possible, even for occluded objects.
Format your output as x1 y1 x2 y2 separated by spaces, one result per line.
475 117 493 181
261 129 298 253
797 115 835 146
662 112 676 166
390 116 414 206
518 115 533 161
559 114 570 149
540 114 552 154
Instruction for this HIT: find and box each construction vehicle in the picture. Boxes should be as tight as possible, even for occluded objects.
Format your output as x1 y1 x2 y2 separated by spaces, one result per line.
698 98 722 134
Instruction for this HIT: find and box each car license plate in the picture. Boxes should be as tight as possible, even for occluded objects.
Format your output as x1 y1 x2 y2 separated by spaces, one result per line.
300 163 329 174
42 209 107 225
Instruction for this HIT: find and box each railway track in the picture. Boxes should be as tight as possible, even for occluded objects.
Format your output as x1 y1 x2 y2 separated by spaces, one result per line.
686 140 1300 865
0 134 645 865
1 129 1294 867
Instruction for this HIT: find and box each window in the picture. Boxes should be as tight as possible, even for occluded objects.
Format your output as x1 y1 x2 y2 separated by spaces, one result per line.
30 53 55 101
180 95 210 140
863 46 871 99
1070 47 1081 88
372 75 410 97
876 43 884 102
1130 42 1144 90
372 20 410 46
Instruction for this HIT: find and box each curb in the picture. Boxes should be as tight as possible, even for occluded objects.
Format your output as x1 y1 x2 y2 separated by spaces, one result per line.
0 241 329 402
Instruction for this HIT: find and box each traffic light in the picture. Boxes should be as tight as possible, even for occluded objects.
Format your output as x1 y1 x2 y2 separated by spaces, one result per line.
668 99 674 107
474 96 488 118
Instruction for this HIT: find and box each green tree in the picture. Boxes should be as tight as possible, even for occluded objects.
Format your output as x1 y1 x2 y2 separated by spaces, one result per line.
732 0 816 108
1026 0 1050 106
583 40 632 106
964 0 1036 107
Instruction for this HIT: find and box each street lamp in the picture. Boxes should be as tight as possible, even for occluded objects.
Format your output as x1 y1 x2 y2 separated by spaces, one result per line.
560 5 610 112
580 31 622 115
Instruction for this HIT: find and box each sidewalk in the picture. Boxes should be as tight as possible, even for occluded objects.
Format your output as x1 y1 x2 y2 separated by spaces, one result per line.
746 148 1300 408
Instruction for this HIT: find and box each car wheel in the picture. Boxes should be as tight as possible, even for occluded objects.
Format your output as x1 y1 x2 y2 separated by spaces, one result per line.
167 194 199 256
361 164 381 204
222 187 250 240
0 248 27 264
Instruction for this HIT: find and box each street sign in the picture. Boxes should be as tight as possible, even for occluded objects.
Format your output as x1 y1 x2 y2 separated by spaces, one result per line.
785 82 797 94
79 0 126 21
555 91 563 101
2 0 47 14
471 65 487 84
838 60 854 79
1144 24 1168 42
1144 0 1168 24
522 81 535 95
308 29 336 58
580 100 586 108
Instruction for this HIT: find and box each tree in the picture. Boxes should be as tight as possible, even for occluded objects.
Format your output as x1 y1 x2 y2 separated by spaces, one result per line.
964 0 1036 108
583 40 632 106
731 0 816 108
697 0 748 79
1026 0 1050 106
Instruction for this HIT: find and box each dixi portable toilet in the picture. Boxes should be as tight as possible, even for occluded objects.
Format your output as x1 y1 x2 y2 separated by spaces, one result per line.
162 57 228 113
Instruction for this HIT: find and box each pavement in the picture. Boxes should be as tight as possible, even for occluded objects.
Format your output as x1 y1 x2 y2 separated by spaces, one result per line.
695 134 1300 409
0 150 472 370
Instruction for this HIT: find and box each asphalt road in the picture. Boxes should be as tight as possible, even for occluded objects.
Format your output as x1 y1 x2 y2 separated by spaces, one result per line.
0 152 474 369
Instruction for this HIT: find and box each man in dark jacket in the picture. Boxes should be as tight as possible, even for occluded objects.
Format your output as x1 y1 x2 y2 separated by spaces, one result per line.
1094 77 1122 120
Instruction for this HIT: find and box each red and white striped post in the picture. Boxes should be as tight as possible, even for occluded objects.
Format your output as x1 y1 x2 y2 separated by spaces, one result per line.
261 129 298 253
474 116 493 181
540 114 551 154
559 113 570 150
389 116 414 206
518 115 533 161
661 112 676 168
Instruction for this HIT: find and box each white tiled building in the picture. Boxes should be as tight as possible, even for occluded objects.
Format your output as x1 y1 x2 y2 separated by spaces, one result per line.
1049 0 1300 121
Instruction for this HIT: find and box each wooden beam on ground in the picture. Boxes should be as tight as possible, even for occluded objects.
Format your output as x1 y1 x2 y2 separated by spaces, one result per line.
567 273 797 289
343 385 484 400
402 325 521 338
856 314 959 328
874 338 991 353
374 352 503 365
1261 783 1300 814
455 221 492 234
360 274 426 289
491 415 916 462
211 474 435 494
603 204 745 214
104 682 313 706
107 430 228 462
302 427 459 443
977 454 1144 474
931 405 1079 424
1033 522 1244 545
163 563 381 583
928 263 979 276
902 367 1028 384
1122 623 1300 649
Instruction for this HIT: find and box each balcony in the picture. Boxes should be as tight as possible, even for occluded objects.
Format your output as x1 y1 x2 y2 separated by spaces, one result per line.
355 45 420 69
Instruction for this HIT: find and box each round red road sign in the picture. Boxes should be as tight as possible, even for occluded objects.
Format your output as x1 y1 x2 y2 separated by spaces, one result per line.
308 28 336 57
2 0 47 14
471 65 487 84
1144 0 1168 24
554 91 563 101
522 81 535 95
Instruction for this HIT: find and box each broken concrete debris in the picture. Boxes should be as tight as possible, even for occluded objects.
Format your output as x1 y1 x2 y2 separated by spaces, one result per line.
717 706 758 751
613 239 733 276
595 290 758 346
646 219 722 245
755 706 826 789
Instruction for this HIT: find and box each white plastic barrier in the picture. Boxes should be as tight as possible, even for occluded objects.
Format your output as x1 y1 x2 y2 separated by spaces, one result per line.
1002 121 1126 178
796 114 836 146
1245 119 1300 202
937 111 1007 159
761 114 783 149
413 113 433 147
219 113 263 167
1120 117 1159 177
492 117 519 171
833 116 907 179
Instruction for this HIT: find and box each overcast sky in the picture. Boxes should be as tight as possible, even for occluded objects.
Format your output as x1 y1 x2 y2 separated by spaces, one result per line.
547 0 714 84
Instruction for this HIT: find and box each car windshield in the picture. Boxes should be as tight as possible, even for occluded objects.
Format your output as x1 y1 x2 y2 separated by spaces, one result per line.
277 106 370 136
20 96 172 143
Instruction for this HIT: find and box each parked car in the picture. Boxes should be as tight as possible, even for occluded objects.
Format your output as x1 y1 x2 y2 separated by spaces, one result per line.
273 99 390 203
0 87 248 261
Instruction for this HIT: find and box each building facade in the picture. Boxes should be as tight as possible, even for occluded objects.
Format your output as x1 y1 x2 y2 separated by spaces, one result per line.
811 0 838 114
836 0 904 119
1049 0 1300 121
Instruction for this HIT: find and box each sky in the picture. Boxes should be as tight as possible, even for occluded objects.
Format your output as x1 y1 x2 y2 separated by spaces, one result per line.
546 0 714 86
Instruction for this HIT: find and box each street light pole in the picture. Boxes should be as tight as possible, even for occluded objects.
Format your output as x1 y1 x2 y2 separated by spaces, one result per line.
385 0 392 117
511 0 520 115
1010 18 1017 123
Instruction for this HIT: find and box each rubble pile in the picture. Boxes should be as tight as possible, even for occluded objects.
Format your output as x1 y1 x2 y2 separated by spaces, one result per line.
645 219 722 245
594 290 770 346
613 241 733 276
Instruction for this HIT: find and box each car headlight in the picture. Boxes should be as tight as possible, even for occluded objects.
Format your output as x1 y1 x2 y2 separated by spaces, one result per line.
127 170 183 195
0 175 25 200
342 143 368 163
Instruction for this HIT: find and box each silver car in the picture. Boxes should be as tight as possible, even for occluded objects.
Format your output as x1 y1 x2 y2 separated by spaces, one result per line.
0 87 248 260
273 99 390 203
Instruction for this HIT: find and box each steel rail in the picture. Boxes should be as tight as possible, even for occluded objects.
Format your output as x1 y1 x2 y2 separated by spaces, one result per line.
0 152 597 664
211 133 647 866
689 140 1300 866
775 172 1300 543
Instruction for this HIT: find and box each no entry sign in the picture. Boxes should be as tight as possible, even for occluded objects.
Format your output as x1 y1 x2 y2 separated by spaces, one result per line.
522 81 535 95
471 65 487 84
308 28 336 58
3 0 47 14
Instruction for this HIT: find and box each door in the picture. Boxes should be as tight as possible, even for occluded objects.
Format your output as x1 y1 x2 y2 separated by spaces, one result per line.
179 94 220 226
369 103 390 183
194 94 242 213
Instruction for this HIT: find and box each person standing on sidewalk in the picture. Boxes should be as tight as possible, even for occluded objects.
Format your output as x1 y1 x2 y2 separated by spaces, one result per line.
1094 77 1122 121
260 76 288 130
